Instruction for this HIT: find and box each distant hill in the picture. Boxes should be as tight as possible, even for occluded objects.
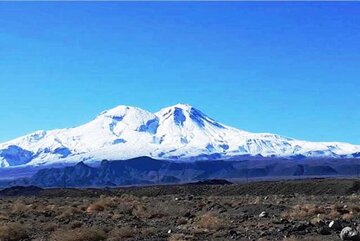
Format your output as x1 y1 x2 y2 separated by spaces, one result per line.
3 157 360 188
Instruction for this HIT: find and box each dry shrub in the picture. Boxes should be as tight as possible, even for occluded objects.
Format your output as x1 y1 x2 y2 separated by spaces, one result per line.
10 200 31 214
85 196 118 214
350 205 360 214
0 223 29 241
110 213 123 221
310 216 323 225
132 204 148 218
59 207 82 219
69 221 83 229
341 206 360 221
223 200 238 208
253 196 262 205
195 212 224 231
86 203 105 214
132 203 164 219
118 195 144 213
94 196 116 208
168 234 187 241
0 213 9 221
45 204 57 212
342 212 353 221
282 238 298 241
328 204 346 219
116 201 135 215
107 226 138 241
282 204 325 220
79 205 88 212
349 194 360 202
177 217 188 225
51 228 106 241
141 227 156 236
43 222 58 232
284 203 360 221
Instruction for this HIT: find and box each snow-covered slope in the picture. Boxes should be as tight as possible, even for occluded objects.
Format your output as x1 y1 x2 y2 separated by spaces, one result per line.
1 104 359 167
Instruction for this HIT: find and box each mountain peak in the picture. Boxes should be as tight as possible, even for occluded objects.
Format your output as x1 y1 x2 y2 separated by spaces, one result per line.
157 103 196 114
171 103 193 110
96 105 157 124
99 105 142 117
154 104 225 130
1 103 360 168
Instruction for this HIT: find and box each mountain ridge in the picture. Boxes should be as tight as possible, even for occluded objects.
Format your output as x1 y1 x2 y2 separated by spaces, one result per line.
5 157 360 188
1 103 359 167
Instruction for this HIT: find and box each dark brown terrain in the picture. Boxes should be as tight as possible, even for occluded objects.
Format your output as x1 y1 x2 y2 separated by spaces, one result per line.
1 179 360 241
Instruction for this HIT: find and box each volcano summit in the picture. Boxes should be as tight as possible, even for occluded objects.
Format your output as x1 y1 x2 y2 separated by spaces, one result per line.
1 104 359 168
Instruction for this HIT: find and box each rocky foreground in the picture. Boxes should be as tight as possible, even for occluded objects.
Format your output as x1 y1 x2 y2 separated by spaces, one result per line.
1 179 360 241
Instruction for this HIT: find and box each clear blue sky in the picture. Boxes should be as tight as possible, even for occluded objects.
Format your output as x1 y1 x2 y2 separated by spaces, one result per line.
0 2 359 144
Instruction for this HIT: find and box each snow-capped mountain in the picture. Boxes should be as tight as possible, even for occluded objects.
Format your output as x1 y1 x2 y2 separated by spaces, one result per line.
1 104 359 168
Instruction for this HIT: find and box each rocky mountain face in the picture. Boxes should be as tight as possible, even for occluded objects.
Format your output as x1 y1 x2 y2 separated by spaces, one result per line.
5 157 360 188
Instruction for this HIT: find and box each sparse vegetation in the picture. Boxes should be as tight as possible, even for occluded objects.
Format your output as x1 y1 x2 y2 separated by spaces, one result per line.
86 203 105 213
0 223 29 241
0 179 359 240
195 212 225 231
168 233 189 241
107 226 137 241
281 204 325 220
51 228 106 241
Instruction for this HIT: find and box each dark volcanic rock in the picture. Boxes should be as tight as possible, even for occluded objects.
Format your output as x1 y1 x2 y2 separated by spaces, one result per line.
318 226 331 235
329 220 343 231
190 179 233 185
0 185 42 196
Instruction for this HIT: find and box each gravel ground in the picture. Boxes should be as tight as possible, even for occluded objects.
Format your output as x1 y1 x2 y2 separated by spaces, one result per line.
0 179 360 241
